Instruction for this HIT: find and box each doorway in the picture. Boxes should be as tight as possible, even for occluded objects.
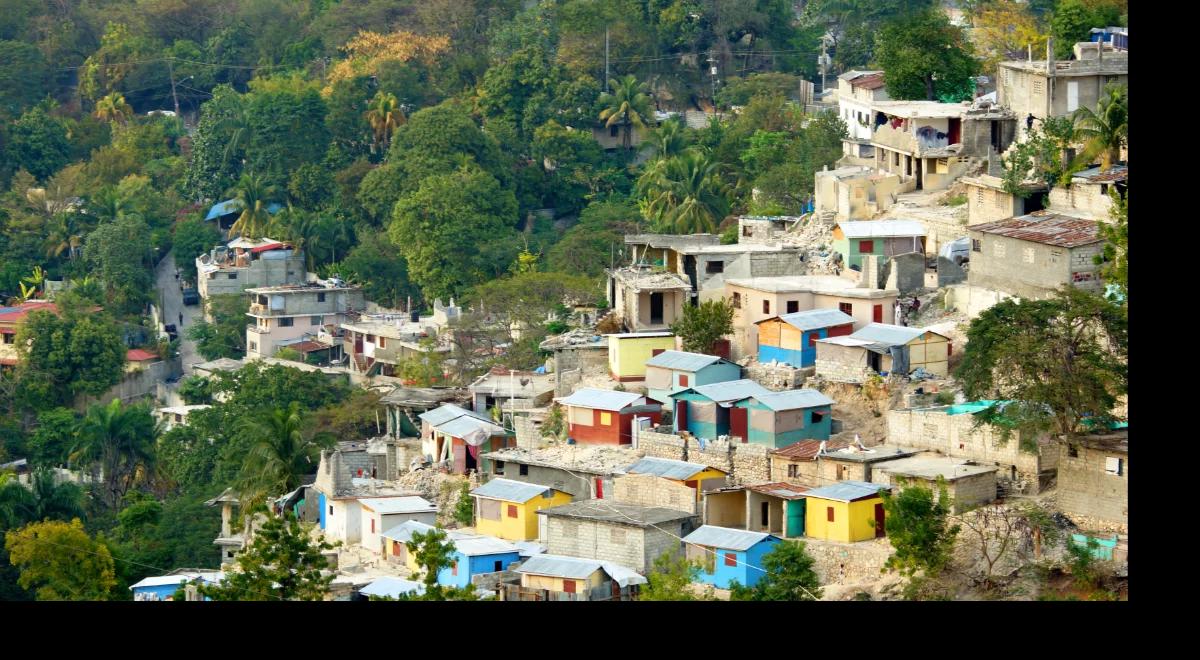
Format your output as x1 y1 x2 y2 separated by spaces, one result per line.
761 502 769 528
867 351 882 373
649 292 664 325
874 503 886 538
730 406 748 442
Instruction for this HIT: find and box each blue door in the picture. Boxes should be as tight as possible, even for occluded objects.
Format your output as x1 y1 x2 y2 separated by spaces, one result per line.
318 492 327 529
800 329 828 367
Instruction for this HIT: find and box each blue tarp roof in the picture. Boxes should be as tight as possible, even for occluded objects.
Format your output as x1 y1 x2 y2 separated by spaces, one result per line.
204 199 283 221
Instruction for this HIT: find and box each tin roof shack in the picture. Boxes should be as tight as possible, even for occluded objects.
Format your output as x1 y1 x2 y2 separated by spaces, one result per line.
625 456 729 503
537 500 700 572
669 379 772 440
703 482 810 539
967 212 1106 299
607 331 677 381
541 330 608 395
195 238 306 301
814 166 903 221
506 554 647 601
131 570 224 601
379 386 468 440
1056 430 1128 529
804 480 890 542
756 309 856 368
815 323 951 382
725 275 898 359
358 496 438 555
732 390 836 448
1048 166 1127 221
869 456 998 513
997 42 1128 138
418 403 512 475
682 525 782 589
643 350 741 403
245 281 366 359
606 265 690 333
381 520 522 589
557 388 662 446
483 445 636 499
886 402 1061 494
472 478 573 541
832 221 927 271
960 174 1048 226
469 367 556 416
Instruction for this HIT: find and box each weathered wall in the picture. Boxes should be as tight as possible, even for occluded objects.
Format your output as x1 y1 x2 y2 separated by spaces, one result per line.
936 256 966 287
943 283 1014 319
512 415 542 450
542 516 690 573
1049 182 1119 221
968 231 1104 300
744 362 810 391
552 347 608 395
1056 444 1127 528
637 430 771 485
802 538 895 586
612 474 698 513
883 252 927 294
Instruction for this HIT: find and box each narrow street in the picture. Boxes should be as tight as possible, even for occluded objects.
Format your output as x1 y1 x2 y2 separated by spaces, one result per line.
154 249 203 376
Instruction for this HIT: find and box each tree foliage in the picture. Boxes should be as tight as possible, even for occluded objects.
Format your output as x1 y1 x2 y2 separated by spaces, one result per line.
5 518 117 601
639 550 713 601
729 540 822 601
875 9 979 102
187 293 250 360
880 479 960 578
197 511 335 601
670 298 734 354
71 398 160 509
13 307 126 410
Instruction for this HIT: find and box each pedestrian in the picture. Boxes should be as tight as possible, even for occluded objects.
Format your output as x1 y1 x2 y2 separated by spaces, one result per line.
911 297 921 317
178 311 183 326
1026 113 1035 131
174 270 179 281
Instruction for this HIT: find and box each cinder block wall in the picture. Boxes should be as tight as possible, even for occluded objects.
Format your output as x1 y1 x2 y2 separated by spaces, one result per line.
1056 445 1127 527
544 517 649 572
637 431 771 485
613 474 697 513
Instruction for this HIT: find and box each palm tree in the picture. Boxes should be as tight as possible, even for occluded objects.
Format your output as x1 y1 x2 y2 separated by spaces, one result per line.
234 402 333 509
650 118 689 159
638 150 732 234
229 173 278 241
86 187 139 224
598 75 652 153
0 471 85 530
214 104 251 167
94 93 133 126
364 91 406 155
45 215 84 261
70 399 160 509
278 208 322 271
1072 84 1127 171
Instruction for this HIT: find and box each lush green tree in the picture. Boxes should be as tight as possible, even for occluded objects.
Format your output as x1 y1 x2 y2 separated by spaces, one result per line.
453 482 473 526
1001 115 1079 196
182 85 247 202
1095 187 1127 297
93 92 133 126
648 118 691 160
638 151 732 234
0 40 50 116
956 287 1127 440
670 298 734 354
547 199 641 277
26 408 79 468
197 511 335 601
389 165 519 301
8 104 71 181
729 540 823 601
13 308 126 410
716 73 803 108
805 0 938 69
234 402 334 509
403 527 480 601
5 518 117 601
598 75 651 153
228 173 279 241
243 81 331 183
876 9 979 102
287 163 335 210
177 375 213 405
395 339 449 387
333 231 420 309
465 271 601 368
187 294 250 360
531 120 608 213
0 470 85 530
386 100 512 189
210 362 350 413
158 424 220 494
1050 0 1122 59
1072 84 1127 171
364 91 406 156
84 213 153 314
880 480 960 578
71 399 160 509
640 550 712 601
172 216 222 282
969 0 1047 75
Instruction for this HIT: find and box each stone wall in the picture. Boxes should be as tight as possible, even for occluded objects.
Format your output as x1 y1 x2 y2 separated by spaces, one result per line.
513 415 542 450
637 430 771 485
815 356 875 384
613 474 698 513
802 538 895 586
873 471 997 513
552 346 608 395
1056 444 1127 528
745 362 810 391
543 517 647 571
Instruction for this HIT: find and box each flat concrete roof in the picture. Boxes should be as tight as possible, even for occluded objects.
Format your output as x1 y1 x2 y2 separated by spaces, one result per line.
725 276 898 299
821 445 922 463
872 456 999 481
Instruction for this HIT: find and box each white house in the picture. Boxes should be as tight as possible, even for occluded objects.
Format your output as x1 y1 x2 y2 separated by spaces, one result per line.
359 496 439 554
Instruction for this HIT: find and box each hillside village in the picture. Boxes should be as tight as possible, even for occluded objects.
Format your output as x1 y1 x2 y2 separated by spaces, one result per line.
0 2 1127 603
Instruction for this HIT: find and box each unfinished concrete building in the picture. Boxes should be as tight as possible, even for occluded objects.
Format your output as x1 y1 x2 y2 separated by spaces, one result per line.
967 212 1106 300
869 455 998 513
1048 165 1127 221
813 166 903 222
195 239 306 301
702 482 810 539
997 41 1128 140
481 445 635 500
606 264 690 333
1056 430 1128 529
961 174 1048 226
836 70 890 166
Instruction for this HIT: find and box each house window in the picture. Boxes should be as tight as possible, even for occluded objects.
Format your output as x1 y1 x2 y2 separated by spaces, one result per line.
1068 446 1078 458
1105 457 1123 476
724 552 737 567
808 334 818 347
563 579 577 593
370 518 375 533
328 505 333 516
786 300 799 314
495 460 505 475
249 342 257 351
599 411 612 426
972 239 981 253
762 300 770 314
174 414 183 423
787 464 798 478
811 410 826 424
507 504 518 518
317 293 326 302
227 273 237 280
838 302 853 315
2 334 13 344
678 375 688 387
732 292 741 309
311 316 322 326
873 304 883 323
1022 248 1035 264
705 261 724 274
378 336 386 348
610 125 619 137
827 507 835 522
519 464 529 476
742 225 752 237
279 317 294 327
858 240 875 253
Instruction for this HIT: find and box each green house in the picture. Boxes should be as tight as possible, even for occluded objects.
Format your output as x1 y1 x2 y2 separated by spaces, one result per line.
832 220 927 270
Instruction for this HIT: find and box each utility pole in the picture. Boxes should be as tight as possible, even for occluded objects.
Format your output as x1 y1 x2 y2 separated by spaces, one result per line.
605 27 610 90
167 57 181 117
707 51 718 101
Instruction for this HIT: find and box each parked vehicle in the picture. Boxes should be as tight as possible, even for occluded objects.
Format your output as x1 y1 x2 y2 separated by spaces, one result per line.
182 289 200 306
939 237 971 266
164 323 178 341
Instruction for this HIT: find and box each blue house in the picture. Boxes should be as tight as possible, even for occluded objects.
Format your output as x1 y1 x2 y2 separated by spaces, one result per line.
682 525 782 589
381 520 521 589
670 379 771 440
644 350 741 403
755 309 856 368
130 571 224 601
733 389 836 448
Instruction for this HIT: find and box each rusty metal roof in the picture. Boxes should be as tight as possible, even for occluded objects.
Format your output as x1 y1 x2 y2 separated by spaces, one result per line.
745 482 810 499
771 439 849 461
1074 165 1127 183
970 212 1103 248
851 72 886 90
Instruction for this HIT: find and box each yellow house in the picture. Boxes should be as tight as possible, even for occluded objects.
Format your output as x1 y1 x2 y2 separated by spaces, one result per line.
472 478 572 541
381 520 436 571
511 553 647 601
803 480 891 543
625 456 729 503
608 332 677 381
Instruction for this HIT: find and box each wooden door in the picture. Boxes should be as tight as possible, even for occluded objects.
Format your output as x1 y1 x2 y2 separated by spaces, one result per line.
874 503 886 538
675 399 688 432
730 406 748 443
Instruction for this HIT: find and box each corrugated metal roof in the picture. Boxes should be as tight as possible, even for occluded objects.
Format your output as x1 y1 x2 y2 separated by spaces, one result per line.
683 525 777 551
451 534 520 557
763 309 856 331
130 571 224 590
746 482 811 499
970 212 1103 248
850 72 886 90
515 554 648 587
537 500 697 526
804 480 890 502
850 323 930 346
751 389 835 411
380 520 436 543
557 388 643 411
434 415 505 440
418 403 489 426
471 478 556 503
513 541 546 558
1073 165 1127 183
626 456 716 480
684 379 771 404
645 350 726 372
358 577 425 598
771 439 849 460
837 220 927 238
359 496 437 515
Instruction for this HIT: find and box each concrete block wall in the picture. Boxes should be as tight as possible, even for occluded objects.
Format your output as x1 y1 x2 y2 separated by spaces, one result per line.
815 358 874 384
613 474 697 513
513 416 542 450
1056 445 1127 527
544 517 649 572
802 538 895 586
745 362 810 391
637 430 771 485
639 430 688 461
875 472 997 513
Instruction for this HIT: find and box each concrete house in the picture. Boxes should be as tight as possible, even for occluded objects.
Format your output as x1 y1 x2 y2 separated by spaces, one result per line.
811 444 922 484
669 379 772 440
472 478 573 541
607 331 677 381
381 521 521 589
831 220 927 271
469 367 556 416
732 390 836 448
803 481 890 543
541 330 609 395
557 388 662 446
770 439 849 486
997 42 1128 140
606 265 691 333
379 386 467 439
1057 430 1127 529
682 525 782 589
359 496 438 555
961 174 1048 226
967 212 1106 299
703 482 810 539
245 281 365 359
869 456 998 513
755 309 856 368
342 306 456 378
507 554 647 601
1048 165 1127 221
418 404 511 474
643 350 741 403
814 166 903 221
624 457 729 503
0 301 59 368
483 445 635 500
537 500 699 572
155 404 212 432
815 323 951 382
725 275 898 359
195 238 305 301
837 70 890 164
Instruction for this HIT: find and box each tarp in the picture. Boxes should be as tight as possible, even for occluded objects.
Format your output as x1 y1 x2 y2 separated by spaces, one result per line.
889 345 909 376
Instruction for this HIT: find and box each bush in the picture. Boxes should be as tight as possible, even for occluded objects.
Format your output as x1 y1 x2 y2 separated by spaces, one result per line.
453 482 473 526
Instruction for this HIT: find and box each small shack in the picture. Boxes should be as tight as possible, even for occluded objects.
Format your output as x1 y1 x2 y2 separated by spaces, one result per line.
703 482 810 538
869 455 998 513
506 554 647 601
732 390 836 447
607 332 677 381
815 323 951 382
643 350 741 403
669 379 772 440
682 525 782 589
537 499 700 572
755 309 856 368
418 403 512 474
803 480 890 543
471 478 572 541
624 457 728 503
832 220 927 270
359 496 438 555
557 388 662 446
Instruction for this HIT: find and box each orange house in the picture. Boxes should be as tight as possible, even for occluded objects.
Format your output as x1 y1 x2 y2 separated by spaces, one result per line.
557 388 662 446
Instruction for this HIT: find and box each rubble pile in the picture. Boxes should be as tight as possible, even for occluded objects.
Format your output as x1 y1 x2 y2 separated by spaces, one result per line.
494 444 644 474
769 212 842 274
395 468 475 524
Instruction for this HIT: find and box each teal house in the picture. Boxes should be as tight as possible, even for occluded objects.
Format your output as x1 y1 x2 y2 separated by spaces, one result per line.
831 220 926 270
733 389 835 448
670 379 771 441
644 350 741 404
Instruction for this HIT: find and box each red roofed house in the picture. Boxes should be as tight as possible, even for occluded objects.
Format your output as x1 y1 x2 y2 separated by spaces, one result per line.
125 348 161 373
556 388 663 446
967 212 1106 300
769 439 851 487
0 302 59 367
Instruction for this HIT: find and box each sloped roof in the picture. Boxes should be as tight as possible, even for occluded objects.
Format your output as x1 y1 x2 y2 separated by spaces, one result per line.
1073 165 1127 183
759 309 856 331
626 456 720 480
417 403 489 426
850 72 886 90
536 500 696 527
771 439 849 460
359 496 437 515
850 323 935 346
684 379 771 405
380 520 436 543
130 571 224 590
683 525 778 551
434 415 505 440
0 301 58 325
516 554 648 587
745 482 810 500
125 348 158 362
451 534 520 557
804 480 890 502
645 350 726 372
358 577 425 599
205 198 283 221
836 220 927 238
750 389 835 411
557 388 644 411
970 212 1103 248
471 478 556 503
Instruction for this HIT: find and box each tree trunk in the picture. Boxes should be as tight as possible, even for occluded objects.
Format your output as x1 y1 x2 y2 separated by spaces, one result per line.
925 76 936 101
